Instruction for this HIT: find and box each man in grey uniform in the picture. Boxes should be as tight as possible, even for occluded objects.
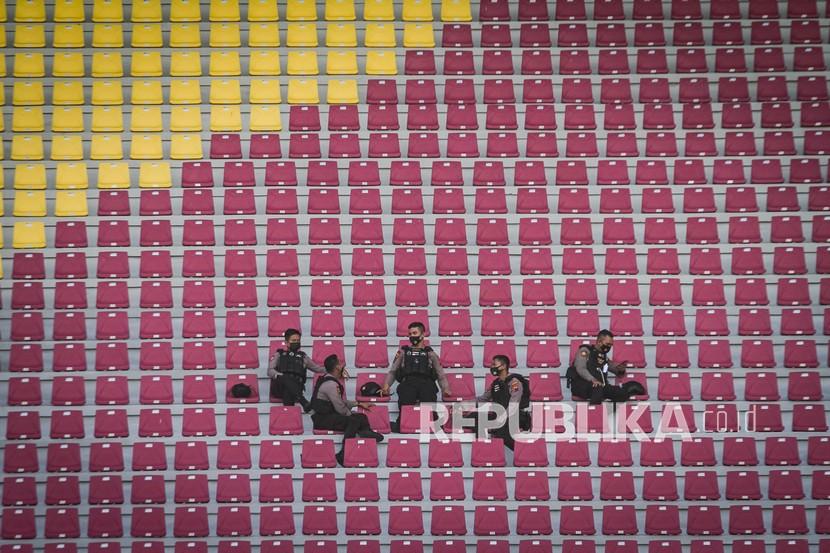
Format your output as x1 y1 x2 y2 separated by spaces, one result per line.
566 329 632 404
310 354 383 466
380 321 451 432
268 328 324 412
476 354 530 450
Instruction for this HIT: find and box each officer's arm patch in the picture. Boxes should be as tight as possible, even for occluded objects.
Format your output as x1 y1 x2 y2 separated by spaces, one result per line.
579 349 589 357
510 380 520 392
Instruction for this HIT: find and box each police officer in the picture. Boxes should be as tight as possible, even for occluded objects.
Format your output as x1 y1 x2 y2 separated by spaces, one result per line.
311 354 383 467
267 328 324 412
477 355 530 450
566 329 632 405
381 322 450 433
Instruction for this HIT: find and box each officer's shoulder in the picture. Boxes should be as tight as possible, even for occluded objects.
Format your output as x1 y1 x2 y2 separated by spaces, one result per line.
275 348 285 354
578 345 591 356
423 345 434 353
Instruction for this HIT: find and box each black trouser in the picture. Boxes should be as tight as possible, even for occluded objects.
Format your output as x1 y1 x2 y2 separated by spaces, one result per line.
395 377 438 427
471 408 529 451
271 374 308 408
571 379 631 405
312 412 373 452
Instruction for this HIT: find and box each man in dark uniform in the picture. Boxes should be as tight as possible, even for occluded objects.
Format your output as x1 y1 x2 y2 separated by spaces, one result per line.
310 354 384 466
380 322 451 433
566 329 632 405
267 328 324 412
476 354 530 450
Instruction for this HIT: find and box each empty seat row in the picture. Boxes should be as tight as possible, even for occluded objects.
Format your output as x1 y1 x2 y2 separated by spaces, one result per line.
5 0 473 23
12 158 829 190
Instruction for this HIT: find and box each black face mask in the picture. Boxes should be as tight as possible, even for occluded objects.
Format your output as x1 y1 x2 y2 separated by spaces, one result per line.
289 342 301 352
409 336 422 345
490 366 501 377
599 344 611 353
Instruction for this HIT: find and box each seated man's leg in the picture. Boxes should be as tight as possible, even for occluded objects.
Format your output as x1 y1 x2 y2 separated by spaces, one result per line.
280 375 310 411
570 379 591 402
393 380 418 430
415 379 438 403
491 423 515 451
588 384 606 405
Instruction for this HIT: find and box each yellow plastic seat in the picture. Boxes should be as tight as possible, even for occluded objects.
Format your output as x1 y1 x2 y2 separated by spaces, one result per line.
325 0 356 20
287 79 319 104
364 0 394 20
286 0 317 20
209 51 241 76
131 23 163 47
55 190 88 216
12 107 44 132
15 0 46 22
210 105 242 131
170 134 204 160
14 191 46 216
13 53 44 78
92 23 123 47
91 81 124 105
50 135 83 160
326 50 358 75
170 79 202 104
11 135 43 160
14 24 46 47
403 23 435 47
364 23 396 47
209 79 242 104
52 52 85 77
131 51 163 77
129 134 162 160
170 0 201 21
139 162 172 188
13 222 46 248
249 50 281 75
327 79 359 104
91 106 124 132
0 2 7 21
14 164 47 190
326 22 357 46
249 22 280 46
441 0 471 21
0 27 6 48
132 0 162 22
54 0 85 22
286 23 318 47
170 106 203 131
170 23 201 47
170 51 202 76
131 80 163 105
130 106 163 132
403 0 433 20
91 51 123 77
249 105 282 131
249 79 282 103
366 50 398 74
54 81 85 106
0 56 5 78
249 0 279 21
52 107 85 132
210 23 241 47
90 134 124 160
13 82 44 106
287 50 319 75
56 162 89 189
96 162 129 189
93 0 124 22
210 0 240 21
53 24 85 47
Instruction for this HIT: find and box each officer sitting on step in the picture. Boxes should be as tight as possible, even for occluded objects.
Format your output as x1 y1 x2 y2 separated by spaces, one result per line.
381 321 451 433
476 355 531 450
566 329 639 405
310 354 384 467
268 328 324 412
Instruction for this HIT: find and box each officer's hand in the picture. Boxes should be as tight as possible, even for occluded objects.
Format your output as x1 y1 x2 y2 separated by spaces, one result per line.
592 380 603 388
442 388 452 397
358 402 373 410
380 384 390 396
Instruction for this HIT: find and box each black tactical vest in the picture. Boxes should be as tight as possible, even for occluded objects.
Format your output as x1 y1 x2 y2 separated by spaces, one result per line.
276 349 307 382
397 346 435 381
310 375 343 417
